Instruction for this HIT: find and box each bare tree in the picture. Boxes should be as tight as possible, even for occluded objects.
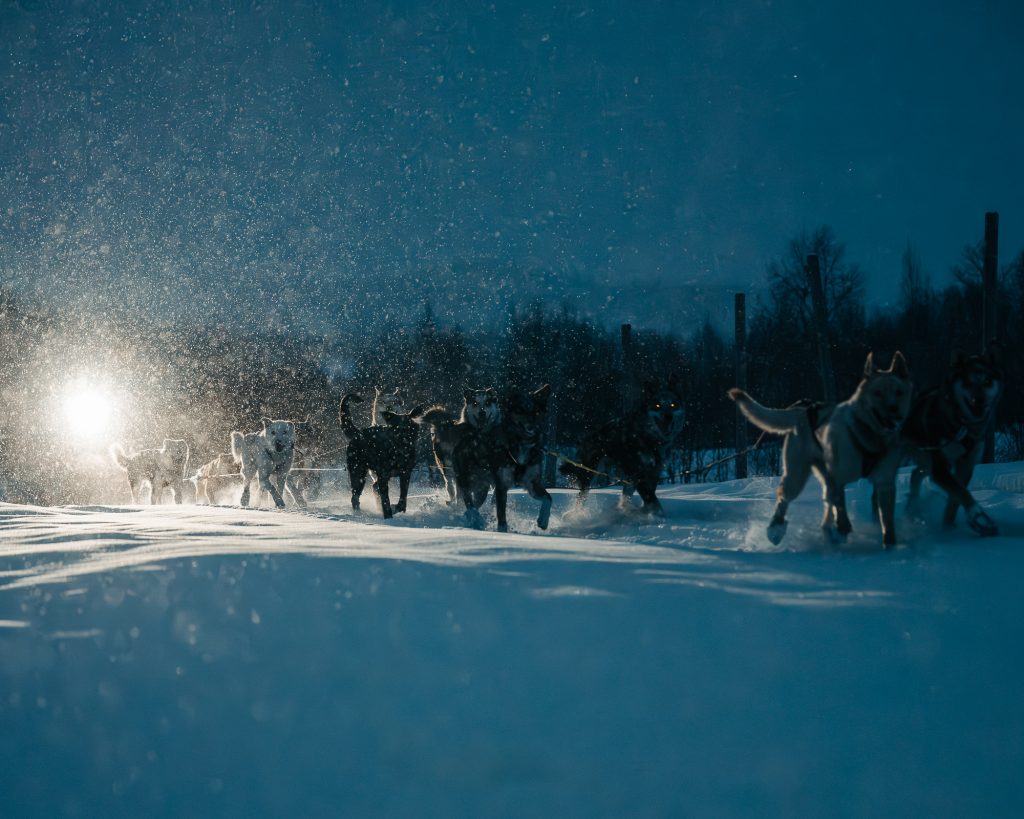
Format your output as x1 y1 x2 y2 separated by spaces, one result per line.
899 239 933 311
766 225 865 333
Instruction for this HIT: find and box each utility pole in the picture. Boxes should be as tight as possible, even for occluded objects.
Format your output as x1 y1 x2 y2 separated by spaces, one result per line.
734 293 748 479
982 211 999 463
806 254 836 403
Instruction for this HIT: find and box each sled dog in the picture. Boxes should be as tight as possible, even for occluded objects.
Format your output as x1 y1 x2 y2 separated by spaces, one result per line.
420 388 502 504
901 345 1003 536
372 387 406 426
454 384 553 531
111 438 191 504
730 351 912 548
230 419 305 509
193 452 237 505
340 393 425 518
561 378 685 516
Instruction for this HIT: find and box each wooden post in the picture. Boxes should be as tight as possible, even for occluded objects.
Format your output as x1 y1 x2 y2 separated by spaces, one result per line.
621 323 633 416
982 211 999 463
734 292 748 479
545 391 558 487
806 254 836 403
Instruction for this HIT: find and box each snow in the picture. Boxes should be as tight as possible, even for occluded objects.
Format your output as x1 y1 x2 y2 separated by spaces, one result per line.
2 466 1024 817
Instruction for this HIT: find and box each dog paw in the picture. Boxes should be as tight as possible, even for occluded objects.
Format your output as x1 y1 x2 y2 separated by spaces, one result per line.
766 520 788 545
966 507 999 537
496 523 508 533
463 509 485 530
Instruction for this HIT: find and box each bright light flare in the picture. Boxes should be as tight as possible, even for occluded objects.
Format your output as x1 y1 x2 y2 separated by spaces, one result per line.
62 381 118 441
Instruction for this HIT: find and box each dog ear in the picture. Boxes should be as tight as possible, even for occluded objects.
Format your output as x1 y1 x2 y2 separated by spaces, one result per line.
408 404 426 420
261 416 273 428
863 353 876 378
950 349 967 369
532 384 552 404
890 351 909 379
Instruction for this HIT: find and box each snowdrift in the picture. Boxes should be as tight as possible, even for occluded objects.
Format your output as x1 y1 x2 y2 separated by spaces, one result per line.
2 467 1023 817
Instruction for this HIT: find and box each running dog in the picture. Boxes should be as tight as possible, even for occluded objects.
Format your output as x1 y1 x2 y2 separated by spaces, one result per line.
453 385 553 531
372 387 406 426
730 351 912 548
561 378 685 516
193 452 237 505
111 438 191 504
420 388 502 504
902 345 1003 536
230 419 305 509
340 393 425 518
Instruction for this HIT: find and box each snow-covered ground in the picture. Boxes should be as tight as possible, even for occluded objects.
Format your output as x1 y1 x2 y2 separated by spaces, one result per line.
2 466 1024 818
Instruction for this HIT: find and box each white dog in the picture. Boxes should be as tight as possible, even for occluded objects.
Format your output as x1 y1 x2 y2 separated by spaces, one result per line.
111 439 191 504
230 419 305 509
372 387 406 426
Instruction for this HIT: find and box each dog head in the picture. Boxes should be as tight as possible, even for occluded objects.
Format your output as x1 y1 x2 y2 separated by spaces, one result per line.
948 344 1003 425
502 384 551 441
381 405 427 430
640 377 685 441
857 352 912 434
261 418 296 455
462 388 501 429
161 438 191 477
374 387 406 418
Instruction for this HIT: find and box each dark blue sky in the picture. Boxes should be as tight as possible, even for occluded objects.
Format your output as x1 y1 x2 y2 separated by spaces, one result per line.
1 0 1021 333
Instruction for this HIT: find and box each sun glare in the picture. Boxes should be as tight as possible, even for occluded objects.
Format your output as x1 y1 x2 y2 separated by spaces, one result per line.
62 382 117 441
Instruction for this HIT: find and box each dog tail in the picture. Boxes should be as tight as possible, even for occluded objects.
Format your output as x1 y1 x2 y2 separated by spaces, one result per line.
230 431 246 463
419 406 453 429
728 389 807 434
339 393 363 439
110 443 129 471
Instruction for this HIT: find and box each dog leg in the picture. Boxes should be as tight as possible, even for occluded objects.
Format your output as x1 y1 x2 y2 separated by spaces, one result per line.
284 474 307 508
151 482 161 505
768 458 811 545
526 479 552 530
495 477 509 532
260 474 285 509
932 457 976 529
375 478 393 519
349 466 365 513
874 481 898 548
396 472 411 514
907 466 926 516
128 479 140 504
637 481 663 516
239 475 251 507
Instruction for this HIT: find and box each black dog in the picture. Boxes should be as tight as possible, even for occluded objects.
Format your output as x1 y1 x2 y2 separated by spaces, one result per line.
453 384 552 531
561 378 685 516
902 345 1003 536
340 393 425 518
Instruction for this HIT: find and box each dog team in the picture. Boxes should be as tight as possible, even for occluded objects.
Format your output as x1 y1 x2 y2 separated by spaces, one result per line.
111 344 1005 548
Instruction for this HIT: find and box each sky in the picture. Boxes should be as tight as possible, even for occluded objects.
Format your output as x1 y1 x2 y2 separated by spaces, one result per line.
1 0 1022 335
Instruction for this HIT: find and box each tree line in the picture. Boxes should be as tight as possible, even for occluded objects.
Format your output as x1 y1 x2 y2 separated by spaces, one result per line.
0 222 1021 504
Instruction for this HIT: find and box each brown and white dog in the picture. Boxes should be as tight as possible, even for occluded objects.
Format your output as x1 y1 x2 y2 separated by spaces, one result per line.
730 352 912 548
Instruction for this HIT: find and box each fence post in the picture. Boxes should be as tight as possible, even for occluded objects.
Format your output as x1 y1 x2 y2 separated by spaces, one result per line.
734 292 748 479
983 211 999 463
806 254 836 403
